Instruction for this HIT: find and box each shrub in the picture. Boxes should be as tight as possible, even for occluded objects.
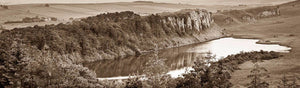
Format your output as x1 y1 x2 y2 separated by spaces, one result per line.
278 75 298 88
125 77 143 88
2 5 8 9
45 4 50 7
142 46 171 88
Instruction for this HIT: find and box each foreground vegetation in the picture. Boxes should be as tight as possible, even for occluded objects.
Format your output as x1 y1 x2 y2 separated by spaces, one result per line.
101 51 299 88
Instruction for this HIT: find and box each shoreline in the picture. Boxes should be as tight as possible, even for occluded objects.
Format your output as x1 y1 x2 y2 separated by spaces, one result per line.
83 25 225 63
231 34 294 49
92 37 291 80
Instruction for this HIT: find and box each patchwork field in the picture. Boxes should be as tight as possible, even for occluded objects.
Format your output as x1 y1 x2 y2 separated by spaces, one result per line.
0 2 268 29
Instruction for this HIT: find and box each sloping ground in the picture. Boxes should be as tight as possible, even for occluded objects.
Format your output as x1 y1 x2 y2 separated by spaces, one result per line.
226 0 300 87
213 6 280 27
0 2 260 29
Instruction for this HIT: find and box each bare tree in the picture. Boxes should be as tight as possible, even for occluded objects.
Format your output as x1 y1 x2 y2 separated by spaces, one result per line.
278 74 298 88
247 63 269 88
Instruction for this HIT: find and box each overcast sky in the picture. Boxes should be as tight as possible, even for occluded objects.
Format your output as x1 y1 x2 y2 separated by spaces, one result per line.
0 0 295 5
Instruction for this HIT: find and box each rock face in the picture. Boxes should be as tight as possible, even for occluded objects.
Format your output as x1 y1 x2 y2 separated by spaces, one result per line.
162 9 213 31
258 8 280 18
241 15 256 22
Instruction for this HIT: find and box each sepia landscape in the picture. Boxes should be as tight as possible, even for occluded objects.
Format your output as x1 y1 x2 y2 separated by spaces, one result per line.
0 0 299 88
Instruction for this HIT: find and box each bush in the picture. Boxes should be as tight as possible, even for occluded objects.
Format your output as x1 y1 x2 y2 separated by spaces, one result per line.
2 5 8 9
175 53 232 88
125 77 143 88
45 4 50 7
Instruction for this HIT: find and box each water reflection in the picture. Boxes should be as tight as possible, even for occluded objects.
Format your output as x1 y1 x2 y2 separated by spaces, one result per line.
86 52 202 78
84 37 291 79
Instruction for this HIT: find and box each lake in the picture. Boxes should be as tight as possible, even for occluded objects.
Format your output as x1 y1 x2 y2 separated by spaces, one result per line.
84 37 291 80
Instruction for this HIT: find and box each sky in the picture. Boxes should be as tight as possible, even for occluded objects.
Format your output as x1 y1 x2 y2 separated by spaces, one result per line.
0 0 295 5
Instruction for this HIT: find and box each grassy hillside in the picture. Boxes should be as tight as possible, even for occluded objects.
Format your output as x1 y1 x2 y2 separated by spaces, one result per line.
225 0 300 87
0 2 262 29
213 5 280 27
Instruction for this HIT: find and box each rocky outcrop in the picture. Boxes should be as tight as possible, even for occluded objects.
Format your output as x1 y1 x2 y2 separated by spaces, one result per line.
161 9 213 32
258 8 280 18
241 15 256 22
225 17 234 24
246 6 280 18
214 6 281 27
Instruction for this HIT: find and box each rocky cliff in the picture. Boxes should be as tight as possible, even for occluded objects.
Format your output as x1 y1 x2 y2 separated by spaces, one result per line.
161 9 213 31
0 9 224 87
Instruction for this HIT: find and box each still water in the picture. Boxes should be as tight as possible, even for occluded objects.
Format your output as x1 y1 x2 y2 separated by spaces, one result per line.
85 37 291 80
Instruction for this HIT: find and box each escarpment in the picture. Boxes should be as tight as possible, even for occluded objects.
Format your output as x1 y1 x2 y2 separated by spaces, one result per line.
246 6 280 18
213 6 280 27
160 10 213 31
0 9 224 87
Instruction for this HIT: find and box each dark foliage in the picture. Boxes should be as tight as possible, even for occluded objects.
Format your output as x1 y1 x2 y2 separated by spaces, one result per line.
0 47 27 87
45 4 50 7
175 51 280 88
125 77 143 88
0 5 8 9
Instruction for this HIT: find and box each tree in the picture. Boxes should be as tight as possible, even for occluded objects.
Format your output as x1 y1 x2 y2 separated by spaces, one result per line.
178 58 209 88
176 52 232 88
143 44 170 88
0 43 28 88
247 63 269 88
278 74 298 88
208 61 232 88
2 5 8 9
125 77 143 88
45 4 50 7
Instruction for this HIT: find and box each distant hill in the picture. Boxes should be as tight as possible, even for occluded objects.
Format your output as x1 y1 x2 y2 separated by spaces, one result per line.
0 2 262 29
133 1 155 3
3 0 295 5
